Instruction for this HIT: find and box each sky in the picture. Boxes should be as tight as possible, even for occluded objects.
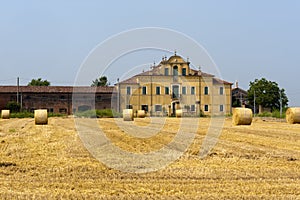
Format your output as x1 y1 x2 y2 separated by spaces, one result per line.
0 0 299 106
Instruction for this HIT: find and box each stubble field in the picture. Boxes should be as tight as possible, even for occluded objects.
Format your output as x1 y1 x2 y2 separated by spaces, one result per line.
0 117 299 199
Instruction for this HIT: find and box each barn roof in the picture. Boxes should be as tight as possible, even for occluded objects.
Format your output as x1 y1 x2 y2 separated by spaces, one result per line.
0 86 114 93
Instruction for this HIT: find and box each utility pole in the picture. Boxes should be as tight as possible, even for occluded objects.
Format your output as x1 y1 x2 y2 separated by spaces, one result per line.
279 91 282 119
254 90 256 116
198 66 201 117
117 78 120 113
150 66 153 116
17 77 19 104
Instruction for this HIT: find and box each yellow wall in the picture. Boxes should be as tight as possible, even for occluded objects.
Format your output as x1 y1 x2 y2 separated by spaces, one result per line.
117 55 232 116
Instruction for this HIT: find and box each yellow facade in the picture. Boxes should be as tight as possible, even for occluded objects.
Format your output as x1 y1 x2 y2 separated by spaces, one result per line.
117 54 232 116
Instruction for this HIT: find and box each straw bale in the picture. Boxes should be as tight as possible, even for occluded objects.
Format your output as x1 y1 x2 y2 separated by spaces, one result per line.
286 107 300 124
123 109 134 121
232 108 252 125
34 109 48 125
1 110 10 119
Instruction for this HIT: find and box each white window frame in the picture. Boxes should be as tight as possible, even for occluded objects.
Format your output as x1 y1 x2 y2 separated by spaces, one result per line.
156 86 161 95
126 86 131 95
204 86 209 95
182 86 186 95
204 104 209 112
220 105 224 112
191 104 196 112
191 86 195 95
142 86 147 95
155 104 162 112
220 87 224 95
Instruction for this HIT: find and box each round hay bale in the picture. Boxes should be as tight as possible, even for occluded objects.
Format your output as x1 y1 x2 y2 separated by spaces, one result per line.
286 107 300 124
232 108 252 125
34 109 48 125
1 110 10 119
137 110 145 118
176 109 182 118
123 109 134 121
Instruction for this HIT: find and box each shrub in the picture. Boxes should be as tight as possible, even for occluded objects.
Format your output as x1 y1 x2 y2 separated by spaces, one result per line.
5 101 21 113
75 109 122 118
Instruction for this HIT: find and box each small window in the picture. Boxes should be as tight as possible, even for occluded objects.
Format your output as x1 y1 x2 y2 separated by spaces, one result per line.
220 105 224 112
182 86 186 95
60 95 65 99
59 108 67 114
220 87 224 95
141 105 148 112
49 108 54 113
164 68 169 76
182 68 186 76
191 105 196 112
156 86 160 95
142 86 147 95
191 86 195 95
155 104 162 112
204 86 209 95
165 87 169 95
204 105 209 112
126 104 132 109
126 86 131 95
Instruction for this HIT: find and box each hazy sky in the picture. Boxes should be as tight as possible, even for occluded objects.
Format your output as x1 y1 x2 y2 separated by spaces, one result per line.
0 0 299 106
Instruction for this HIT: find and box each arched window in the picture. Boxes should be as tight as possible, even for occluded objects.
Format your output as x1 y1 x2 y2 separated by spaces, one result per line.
173 66 178 76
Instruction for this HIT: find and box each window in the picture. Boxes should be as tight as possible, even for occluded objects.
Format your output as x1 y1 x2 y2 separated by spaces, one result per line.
204 86 209 95
155 105 162 112
49 108 54 113
165 87 169 95
204 105 209 112
59 108 67 114
173 66 178 76
182 68 186 76
126 104 133 109
142 105 148 112
191 86 195 95
96 96 102 101
182 86 186 95
60 95 65 99
220 87 224 95
156 86 160 95
220 105 224 112
191 105 196 112
142 86 147 95
164 68 169 75
172 85 180 98
126 86 131 95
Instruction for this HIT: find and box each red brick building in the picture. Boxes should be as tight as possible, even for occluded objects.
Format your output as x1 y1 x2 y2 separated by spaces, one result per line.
0 86 114 114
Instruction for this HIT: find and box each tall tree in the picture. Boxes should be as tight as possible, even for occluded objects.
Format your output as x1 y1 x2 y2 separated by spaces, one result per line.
247 78 288 111
28 78 50 86
91 76 108 86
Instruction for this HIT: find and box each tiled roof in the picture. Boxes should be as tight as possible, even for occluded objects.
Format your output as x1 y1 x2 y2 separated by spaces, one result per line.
232 87 248 94
213 78 233 85
0 86 114 93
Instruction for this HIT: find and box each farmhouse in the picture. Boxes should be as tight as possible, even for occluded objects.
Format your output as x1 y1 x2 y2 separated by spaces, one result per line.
0 86 113 114
116 54 233 116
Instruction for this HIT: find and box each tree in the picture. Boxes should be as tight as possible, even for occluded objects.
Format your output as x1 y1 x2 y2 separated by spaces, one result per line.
247 78 288 111
28 78 50 86
91 76 108 87
5 101 21 113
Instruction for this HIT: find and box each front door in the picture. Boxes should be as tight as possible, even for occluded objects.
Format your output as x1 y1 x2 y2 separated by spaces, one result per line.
172 102 176 116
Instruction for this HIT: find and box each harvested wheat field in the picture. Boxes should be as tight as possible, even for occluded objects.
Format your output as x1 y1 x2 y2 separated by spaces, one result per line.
0 117 300 199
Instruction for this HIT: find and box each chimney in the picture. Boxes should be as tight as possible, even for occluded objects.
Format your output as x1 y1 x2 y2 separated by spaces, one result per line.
235 80 239 88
